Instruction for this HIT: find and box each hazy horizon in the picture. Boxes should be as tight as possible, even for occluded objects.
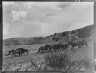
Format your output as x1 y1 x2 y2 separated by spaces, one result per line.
3 2 94 39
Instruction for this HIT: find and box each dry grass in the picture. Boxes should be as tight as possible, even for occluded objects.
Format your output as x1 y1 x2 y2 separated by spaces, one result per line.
2 43 94 72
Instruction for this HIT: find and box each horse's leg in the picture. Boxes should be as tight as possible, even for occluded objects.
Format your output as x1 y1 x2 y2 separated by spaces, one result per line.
18 53 20 57
21 52 23 56
27 51 28 55
11 54 14 58
23 52 25 56
19 53 21 57
20 53 22 56
13 54 15 57
11 55 12 58
85 43 88 47
14 53 16 57
20 52 23 56
20 53 21 56
24 52 26 56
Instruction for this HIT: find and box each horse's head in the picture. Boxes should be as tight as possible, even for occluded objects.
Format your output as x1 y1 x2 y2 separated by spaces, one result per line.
8 50 15 55
5 53 9 56
5 51 11 56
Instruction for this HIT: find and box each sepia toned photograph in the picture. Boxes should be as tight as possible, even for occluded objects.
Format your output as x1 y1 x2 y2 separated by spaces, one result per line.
2 2 94 73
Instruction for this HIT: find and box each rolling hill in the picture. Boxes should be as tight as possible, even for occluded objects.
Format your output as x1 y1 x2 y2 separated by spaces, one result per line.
3 24 94 72
3 24 94 46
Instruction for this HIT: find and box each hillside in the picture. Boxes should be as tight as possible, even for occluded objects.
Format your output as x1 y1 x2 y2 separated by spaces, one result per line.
3 24 94 46
3 24 94 72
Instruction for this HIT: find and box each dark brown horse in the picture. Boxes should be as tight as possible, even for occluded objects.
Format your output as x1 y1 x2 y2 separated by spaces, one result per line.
15 48 29 56
5 49 16 57
5 48 30 57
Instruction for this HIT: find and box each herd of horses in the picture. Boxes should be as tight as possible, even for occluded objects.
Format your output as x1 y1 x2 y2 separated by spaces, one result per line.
5 39 88 57
5 48 29 57
38 39 88 53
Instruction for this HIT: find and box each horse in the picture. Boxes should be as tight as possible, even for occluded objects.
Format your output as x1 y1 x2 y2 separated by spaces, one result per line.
44 45 53 52
5 49 16 57
38 46 45 53
16 48 29 56
5 48 29 58
38 43 69 53
15 48 23 56
21 48 29 55
79 39 88 47
68 41 81 52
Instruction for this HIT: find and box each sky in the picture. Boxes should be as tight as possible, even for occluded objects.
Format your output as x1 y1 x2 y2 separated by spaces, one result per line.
3 2 94 39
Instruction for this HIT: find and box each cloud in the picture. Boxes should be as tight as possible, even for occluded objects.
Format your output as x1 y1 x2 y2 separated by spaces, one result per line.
26 2 60 11
3 23 9 35
18 21 43 37
3 2 15 7
38 2 60 10
19 11 28 18
72 2 94 7
11 10 28 21
25 2 36 9
11 11 20 21
3 2 93 39
57 2 73 9
40 22 69 36
41 22 55 35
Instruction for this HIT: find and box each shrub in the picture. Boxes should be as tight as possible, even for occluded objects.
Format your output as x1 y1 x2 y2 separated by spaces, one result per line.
75 58 91 69
30 58 47 71
70 58 91 72
44 53 71 71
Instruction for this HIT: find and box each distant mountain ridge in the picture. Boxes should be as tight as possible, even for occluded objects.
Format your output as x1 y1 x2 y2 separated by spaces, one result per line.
3 24 94 46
